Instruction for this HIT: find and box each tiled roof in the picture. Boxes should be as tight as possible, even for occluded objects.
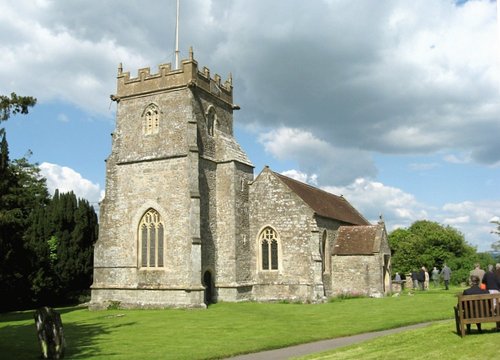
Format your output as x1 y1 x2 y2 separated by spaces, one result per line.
273 171 370 225
332 225 382 255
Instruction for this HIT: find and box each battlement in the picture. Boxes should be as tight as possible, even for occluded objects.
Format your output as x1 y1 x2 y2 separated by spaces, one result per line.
116 48 233 104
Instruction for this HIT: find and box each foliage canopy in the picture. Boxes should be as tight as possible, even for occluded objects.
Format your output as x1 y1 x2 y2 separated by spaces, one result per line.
1 93 98 311
388 220 493 284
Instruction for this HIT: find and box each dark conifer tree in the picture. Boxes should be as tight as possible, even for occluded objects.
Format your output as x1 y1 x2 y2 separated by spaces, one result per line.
25 190 98 305
0 131 50 310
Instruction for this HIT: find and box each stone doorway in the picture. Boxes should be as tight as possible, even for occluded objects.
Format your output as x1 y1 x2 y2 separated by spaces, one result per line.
203 270 214 305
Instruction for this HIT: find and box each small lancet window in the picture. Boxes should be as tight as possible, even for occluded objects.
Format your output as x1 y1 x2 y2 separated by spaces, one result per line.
143 104 160 135
139 208 165 268
259 227 279 271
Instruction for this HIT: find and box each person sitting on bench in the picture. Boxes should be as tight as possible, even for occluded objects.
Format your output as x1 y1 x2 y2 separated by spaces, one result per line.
463 275 489 333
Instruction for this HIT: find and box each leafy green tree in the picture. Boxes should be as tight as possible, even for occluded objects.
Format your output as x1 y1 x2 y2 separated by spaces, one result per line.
389 220 484 285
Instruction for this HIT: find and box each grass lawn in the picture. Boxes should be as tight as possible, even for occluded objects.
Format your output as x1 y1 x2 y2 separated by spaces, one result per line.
0 288 484 359
297 321 500 360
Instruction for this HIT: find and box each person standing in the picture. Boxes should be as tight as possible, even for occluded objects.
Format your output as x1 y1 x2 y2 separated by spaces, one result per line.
424 267 430 290
431 267 440 287
441 263 451 290
470 263 485 283
417 267 426 290
482 264 500 293
411 271 418 290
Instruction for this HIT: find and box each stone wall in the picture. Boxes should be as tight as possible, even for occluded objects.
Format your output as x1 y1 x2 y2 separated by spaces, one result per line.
91 62 211 308
249 168 321 302
314 217 345 297
330 254 386 297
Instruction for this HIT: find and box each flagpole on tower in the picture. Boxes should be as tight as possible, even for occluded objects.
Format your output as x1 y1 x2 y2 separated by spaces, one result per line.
175 0 180 69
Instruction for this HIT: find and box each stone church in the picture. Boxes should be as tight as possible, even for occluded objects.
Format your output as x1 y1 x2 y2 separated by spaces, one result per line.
90 50 392 309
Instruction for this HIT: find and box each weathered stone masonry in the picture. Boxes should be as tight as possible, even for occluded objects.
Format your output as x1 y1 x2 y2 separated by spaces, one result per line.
90 51 391 309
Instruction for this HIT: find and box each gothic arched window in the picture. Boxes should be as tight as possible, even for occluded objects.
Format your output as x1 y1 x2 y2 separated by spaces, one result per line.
259 227 279 271
143 104 160 135
139 209 164 268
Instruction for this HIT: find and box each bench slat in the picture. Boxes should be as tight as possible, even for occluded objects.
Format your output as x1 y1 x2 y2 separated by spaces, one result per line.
455 293 500 337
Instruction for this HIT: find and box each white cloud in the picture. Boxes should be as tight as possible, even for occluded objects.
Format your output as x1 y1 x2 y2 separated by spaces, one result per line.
322 178 429 226
280 169 318 186
0 0 499 253
258 127 376 185
39 162 103 206
273 172 500 252
1 0 499 164
0 1 149 115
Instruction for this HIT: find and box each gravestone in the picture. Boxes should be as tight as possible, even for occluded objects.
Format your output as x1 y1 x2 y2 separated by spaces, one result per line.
34 307 66 359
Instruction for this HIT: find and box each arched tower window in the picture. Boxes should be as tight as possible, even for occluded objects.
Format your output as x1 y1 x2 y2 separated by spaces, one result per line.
143 104 160 135
259 227 280 271
205 106 217 136
138 208 164 268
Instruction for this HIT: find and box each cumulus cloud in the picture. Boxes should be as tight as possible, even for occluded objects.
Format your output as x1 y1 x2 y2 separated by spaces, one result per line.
2 0 498 165
259 127 377 185
317 178 500 251
212 0 500 165
39 162 103 206
280 169 318 186
1 0 499 251
0 1 150 115
322 178 429 225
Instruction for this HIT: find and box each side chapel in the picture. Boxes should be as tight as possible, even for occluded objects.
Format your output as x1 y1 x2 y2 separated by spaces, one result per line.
90 50 392 309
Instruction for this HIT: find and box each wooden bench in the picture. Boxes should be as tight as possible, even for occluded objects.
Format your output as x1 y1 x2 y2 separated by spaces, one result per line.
454 293 500 337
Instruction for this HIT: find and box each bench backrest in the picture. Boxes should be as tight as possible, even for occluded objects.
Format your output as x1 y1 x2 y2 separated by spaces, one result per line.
457 293 500 322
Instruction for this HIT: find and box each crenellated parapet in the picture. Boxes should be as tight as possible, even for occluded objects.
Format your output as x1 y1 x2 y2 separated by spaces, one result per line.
116 48 233 105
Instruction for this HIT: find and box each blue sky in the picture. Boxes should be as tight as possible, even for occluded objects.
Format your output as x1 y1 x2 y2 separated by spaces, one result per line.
1 0 500 251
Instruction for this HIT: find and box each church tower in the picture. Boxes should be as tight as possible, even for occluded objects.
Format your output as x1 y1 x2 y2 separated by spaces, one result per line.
90 49 253 309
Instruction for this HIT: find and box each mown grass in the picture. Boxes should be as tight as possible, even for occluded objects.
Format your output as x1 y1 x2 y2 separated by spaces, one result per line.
297 321 500 360
0 288 474 359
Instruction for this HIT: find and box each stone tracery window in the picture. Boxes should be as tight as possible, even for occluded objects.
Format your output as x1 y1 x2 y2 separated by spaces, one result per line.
259 227 279 271
139 208 164 268
143 104 160 135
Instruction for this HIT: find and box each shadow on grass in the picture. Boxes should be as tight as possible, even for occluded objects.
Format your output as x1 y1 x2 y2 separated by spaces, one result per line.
0 307 136 359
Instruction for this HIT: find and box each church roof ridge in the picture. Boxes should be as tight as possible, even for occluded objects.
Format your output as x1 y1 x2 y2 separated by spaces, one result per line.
269 169 370 225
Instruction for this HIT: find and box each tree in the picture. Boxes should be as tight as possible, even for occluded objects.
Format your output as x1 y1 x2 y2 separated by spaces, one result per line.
0 136 50 310
389 220 485 285
0 93 38 310
0 92 98 309
25 190 98 305
0 92 37 122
